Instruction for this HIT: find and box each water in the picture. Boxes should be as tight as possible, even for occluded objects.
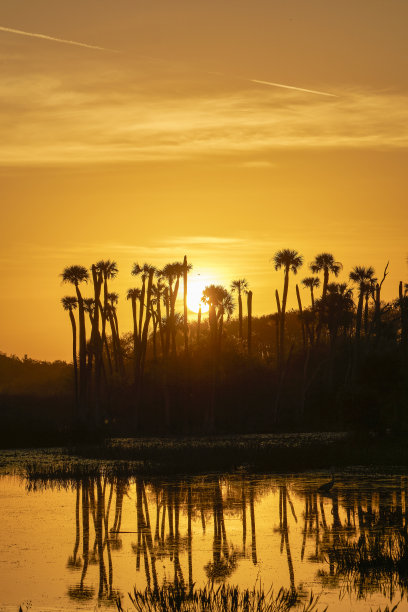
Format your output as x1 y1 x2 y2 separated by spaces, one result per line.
1 462 408 611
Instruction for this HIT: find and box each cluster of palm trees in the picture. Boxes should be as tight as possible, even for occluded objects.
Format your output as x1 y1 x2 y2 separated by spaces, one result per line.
61 257 252 425
61 248 406 429
272 249 393 363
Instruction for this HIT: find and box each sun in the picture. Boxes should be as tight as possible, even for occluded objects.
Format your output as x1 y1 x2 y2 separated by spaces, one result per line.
187 277 209 314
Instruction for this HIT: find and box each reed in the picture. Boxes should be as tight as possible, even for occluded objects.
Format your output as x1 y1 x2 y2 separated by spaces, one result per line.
116 583 325 612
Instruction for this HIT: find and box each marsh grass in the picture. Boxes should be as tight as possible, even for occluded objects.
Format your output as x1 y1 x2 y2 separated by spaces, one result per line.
116 583 325 612
17 430 408 482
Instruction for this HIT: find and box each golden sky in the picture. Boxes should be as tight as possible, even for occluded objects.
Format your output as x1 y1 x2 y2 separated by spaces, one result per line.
1 1 408 360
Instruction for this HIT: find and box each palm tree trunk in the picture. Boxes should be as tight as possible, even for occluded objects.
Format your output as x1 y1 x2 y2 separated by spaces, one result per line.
322 268 329 299
138 277 146 343
68 308 79 415
171 276 180 356
74 283 87 415
296 284 306 349
140 269 155 385
238 291 243 339
275 290 281 367
131 297 138 384
183 255 189 354
364 292 369 336
247 290 253 356
197 306 201 344
280 267 290 361
355 286 364 342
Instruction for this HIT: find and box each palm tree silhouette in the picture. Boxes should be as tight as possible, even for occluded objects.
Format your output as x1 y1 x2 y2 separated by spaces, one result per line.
302 277 320 311
231 279 248 340
273 249 303 361
96 260 118 375
61 265 89 414
310 253 342 300
62 296 79 410
127 288 141 383
183 255 192 353
349 266 375 342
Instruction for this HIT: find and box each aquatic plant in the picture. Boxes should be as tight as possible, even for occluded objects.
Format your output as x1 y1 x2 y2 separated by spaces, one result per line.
116 583 325 612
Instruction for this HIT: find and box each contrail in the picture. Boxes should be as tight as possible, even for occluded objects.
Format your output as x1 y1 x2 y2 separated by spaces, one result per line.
0 25 116 52
250 79 337 97
208 71 337 98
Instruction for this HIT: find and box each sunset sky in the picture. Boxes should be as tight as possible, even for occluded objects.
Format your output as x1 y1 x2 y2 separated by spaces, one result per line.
1 0 408 361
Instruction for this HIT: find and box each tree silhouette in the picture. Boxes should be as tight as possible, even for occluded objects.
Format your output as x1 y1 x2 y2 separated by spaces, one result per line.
61 265 89 414
273 249 303 362
301 277 320 311
61 296 79 410
349 266 375 343
231 279 248 340
310 253 342 300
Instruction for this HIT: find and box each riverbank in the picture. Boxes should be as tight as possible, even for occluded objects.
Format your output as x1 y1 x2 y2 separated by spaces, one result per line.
2 431 408 477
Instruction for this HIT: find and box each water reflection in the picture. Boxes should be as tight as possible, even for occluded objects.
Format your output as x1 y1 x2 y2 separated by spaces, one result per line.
21 472 408 609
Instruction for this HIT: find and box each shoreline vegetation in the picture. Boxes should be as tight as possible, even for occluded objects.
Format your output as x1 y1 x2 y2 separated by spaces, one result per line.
1 250 408 448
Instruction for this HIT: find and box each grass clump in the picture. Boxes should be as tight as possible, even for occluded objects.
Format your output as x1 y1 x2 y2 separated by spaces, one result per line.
116 583 325 612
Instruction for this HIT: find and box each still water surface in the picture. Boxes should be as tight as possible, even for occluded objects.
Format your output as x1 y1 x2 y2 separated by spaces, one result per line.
1 467 408 611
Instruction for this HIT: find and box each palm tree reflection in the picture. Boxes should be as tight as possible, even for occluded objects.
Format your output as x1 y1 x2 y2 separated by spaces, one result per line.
60 473 408 605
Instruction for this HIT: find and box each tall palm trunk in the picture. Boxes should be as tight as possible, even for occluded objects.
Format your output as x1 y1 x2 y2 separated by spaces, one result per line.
247 290 253 356
68 307 79 413
140 269 155 387
138 276 146 343
101 278 112 374
364 291 370 336
171 276 180 355
279 266 290 361
296 284 306 348
74 283 87 413
91 266 103 422
131 296 138 384
355 284 364 343
183 255 189 354
238 290 243 339
197 306 202 344
275 290 281 366
322 268 329 299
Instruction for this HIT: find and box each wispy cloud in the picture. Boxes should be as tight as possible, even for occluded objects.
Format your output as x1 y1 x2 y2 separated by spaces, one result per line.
1 73 408 165
0 25 115 52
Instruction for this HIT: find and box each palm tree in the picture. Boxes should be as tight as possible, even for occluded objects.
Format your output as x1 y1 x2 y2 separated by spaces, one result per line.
161 261 187 355
218 290 235 351
247 290 253 355
310 253 342 300
61 265 89 411
151 280 165 357
106 291 123 375
316 283 354 347
183 256 192 354
61 296 79 411
301 277 320 311
231 279 248 340
95 260 118 373
139 264 156 377
127 288 141 382
349 266 375 342
273 249 303 361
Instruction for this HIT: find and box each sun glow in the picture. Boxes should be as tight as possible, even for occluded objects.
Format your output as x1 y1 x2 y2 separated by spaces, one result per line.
187 277 210 314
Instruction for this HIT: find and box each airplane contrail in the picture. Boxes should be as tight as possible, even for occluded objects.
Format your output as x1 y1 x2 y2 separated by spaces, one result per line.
208 71 337 98
0 25 117 52
250 79 337 97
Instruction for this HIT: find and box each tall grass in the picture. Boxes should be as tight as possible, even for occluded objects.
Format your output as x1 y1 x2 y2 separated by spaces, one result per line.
116 583 325 612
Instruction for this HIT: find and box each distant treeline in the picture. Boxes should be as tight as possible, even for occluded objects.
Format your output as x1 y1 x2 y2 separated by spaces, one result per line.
2 250 408 442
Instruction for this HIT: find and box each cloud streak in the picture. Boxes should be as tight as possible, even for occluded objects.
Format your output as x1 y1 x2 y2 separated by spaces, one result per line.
1 74 408 165
250 79 337 98
0 25 115 52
